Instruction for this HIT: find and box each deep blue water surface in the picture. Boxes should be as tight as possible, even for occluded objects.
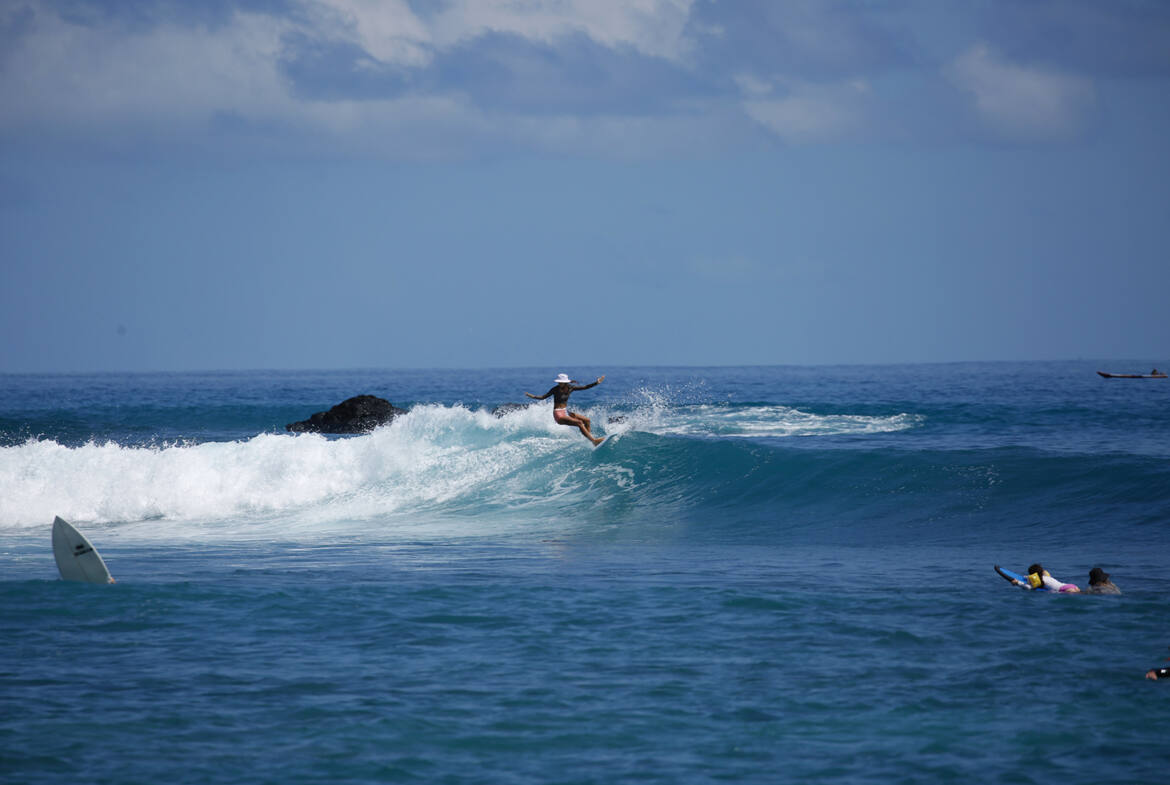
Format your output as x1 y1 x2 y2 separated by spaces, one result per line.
2 362 1168 783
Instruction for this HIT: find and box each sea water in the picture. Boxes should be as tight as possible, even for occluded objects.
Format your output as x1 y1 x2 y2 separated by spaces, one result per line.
1 362 1167 784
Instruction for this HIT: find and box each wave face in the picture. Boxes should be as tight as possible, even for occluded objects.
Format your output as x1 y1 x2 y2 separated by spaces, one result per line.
2 363 1168 547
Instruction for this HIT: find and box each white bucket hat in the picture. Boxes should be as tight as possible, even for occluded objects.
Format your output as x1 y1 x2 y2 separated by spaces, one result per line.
554 373 574 384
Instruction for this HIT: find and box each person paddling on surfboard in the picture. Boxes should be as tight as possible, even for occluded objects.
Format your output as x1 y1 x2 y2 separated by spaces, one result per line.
1014 563 1080 593
526 373 606 445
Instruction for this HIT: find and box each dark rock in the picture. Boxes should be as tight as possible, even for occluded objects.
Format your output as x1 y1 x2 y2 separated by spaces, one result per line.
606 415 627 424
491 402 533 418
286 395 407 434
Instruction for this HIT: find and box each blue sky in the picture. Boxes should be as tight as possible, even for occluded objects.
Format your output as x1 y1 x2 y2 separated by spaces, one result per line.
2 0 1168 372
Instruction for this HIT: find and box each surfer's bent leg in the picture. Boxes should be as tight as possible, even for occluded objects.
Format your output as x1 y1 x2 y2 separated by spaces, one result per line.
565 412 602 444
571 416 597 442
554 408 599 443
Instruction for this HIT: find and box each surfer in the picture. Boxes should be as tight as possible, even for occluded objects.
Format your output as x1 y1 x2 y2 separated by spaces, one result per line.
525 373 606 445
1083 566 1121 595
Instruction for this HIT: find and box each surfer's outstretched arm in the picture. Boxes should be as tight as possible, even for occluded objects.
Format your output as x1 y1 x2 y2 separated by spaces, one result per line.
573 376 605 391
525 388 554 400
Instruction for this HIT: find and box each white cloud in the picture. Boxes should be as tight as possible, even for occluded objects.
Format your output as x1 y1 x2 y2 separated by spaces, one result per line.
309 0 432 67
1 5 294 133
740 78 870 144
946 44 1095 138
0 0 703 156
302 0 698 65
0 2 1115 160
425 0 697 61
733 73 773 97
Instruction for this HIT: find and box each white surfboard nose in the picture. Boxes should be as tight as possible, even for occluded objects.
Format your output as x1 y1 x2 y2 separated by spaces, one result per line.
52 516 115 584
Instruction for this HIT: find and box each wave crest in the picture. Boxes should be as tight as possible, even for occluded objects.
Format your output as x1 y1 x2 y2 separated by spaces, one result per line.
0 401 922 538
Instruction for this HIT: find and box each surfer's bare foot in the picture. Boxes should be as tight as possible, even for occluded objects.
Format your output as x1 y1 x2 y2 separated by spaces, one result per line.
591 436 604 446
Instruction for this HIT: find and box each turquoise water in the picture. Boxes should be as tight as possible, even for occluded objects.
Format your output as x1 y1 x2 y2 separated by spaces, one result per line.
2 363 1168 783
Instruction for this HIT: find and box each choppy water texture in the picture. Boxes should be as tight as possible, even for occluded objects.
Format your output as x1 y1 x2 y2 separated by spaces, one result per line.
2 363 1168 784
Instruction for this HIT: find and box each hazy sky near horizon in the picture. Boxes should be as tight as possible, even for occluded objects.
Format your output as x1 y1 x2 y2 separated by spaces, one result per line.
2 0 1169 372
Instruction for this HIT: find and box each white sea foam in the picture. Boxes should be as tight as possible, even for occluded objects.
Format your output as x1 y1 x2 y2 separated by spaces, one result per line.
628 402 921 440
0 400 921 540
0 404 586 537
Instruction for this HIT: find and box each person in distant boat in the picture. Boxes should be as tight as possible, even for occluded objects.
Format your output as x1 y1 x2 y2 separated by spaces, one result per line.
525 373 606 445
1007 563 1080 592
1083 566 1121 595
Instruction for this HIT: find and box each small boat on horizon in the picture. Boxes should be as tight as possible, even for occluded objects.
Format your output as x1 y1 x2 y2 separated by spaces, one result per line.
1098 369 1167 379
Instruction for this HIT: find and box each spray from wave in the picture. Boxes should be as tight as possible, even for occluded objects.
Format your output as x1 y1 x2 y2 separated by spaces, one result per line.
0 400 919 540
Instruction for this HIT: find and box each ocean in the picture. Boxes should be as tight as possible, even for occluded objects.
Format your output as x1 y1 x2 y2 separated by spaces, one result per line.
2 362 1167 784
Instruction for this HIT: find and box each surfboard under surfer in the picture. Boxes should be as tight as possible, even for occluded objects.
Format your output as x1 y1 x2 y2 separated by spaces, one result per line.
526 373 606 445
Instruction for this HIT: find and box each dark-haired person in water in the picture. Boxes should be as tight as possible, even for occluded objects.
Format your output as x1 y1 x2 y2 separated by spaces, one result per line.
1147 648 1170 680
526 373 606 445
1084 566 1121 595
1000 563 1080 592
1018 563 1081 592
